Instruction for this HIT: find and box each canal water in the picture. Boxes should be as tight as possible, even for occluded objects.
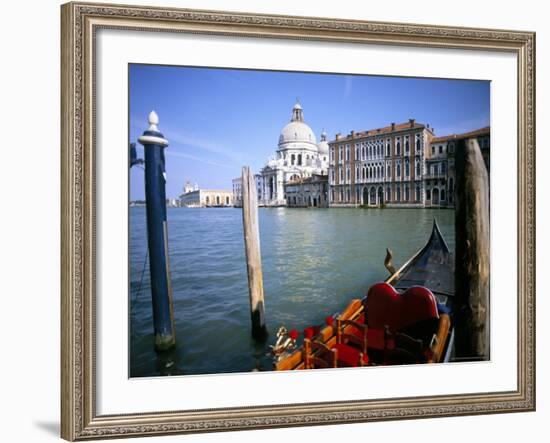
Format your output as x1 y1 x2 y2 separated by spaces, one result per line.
129 207 455 377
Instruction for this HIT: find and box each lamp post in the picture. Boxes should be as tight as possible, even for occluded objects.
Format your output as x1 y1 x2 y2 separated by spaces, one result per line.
138 111 176 352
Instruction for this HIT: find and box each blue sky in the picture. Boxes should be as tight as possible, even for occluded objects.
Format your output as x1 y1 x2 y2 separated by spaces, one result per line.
129 64 490 200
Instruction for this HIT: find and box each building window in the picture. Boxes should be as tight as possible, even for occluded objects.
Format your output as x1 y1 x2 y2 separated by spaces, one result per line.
330 147 334 162
340 189 344 202
442 162 447 174
439 145 443 154
346 168 350 181
331 189 334 202
431 146 435 155
416 161 421 177
415 185 421 201
362 167 366 180
206 196 210 205
426 189 431 200
441 189 446 201
347 188 351 202
346 146 350 162
396 163 401 178
396 186 401 202
386 186 391 202
226 196 229 205
405 138 410 153
356 167 360 179
291 154 295 165
387 164 391 178
362 146 366 160
298 154 302 166
396 140 401 155
405 159 410 177
386 141 391 157
416 135 421 152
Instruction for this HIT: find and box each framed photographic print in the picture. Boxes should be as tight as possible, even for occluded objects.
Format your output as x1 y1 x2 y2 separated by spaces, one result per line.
61 1 536 440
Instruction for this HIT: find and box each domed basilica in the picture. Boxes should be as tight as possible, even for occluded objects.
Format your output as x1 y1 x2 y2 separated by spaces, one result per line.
258 102 329 206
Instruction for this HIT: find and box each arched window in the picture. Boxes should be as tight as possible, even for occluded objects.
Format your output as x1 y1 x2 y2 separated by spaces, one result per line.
297 154 302 166
362 147 365 160
415 185 421 201
404 185 409 201
386 186 391 202
291 154 295 165
347 188 351 202
216 195 220 205
396 141 401 155
416 137 421 151
397 163 401 177
405 159 410 177
396 186 401 202
416 161 421 177
405 139 410 153
362 167 366 180
387 164 391 178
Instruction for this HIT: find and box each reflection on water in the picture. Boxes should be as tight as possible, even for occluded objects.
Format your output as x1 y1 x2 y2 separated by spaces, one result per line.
129 207 455 377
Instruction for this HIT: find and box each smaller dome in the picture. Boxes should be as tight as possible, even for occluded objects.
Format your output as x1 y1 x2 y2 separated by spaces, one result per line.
317 130 329 155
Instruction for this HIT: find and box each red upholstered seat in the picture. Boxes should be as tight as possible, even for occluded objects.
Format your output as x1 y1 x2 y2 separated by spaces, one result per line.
333 343 369 367
366 282 439 332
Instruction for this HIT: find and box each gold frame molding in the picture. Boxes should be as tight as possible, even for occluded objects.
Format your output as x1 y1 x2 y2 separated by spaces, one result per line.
61 1 536 440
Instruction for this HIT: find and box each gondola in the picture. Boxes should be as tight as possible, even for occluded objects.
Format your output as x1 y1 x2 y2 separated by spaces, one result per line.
272 219 455 370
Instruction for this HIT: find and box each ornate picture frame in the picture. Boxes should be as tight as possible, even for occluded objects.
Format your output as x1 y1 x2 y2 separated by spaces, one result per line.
61 1 535 440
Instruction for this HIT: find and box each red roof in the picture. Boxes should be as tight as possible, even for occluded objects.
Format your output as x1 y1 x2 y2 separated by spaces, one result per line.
431 126 490 143
329 121 429 144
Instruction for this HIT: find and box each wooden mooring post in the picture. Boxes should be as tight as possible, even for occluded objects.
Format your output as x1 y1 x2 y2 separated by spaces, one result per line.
241 166 268 340
454 137 490 360
138 111 176 352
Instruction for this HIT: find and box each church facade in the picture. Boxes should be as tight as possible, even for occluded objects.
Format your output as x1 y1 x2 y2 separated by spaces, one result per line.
256 103 329 206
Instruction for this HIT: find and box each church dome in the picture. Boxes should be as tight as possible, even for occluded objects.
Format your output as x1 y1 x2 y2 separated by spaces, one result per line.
278 102 317 148
317 130 329 155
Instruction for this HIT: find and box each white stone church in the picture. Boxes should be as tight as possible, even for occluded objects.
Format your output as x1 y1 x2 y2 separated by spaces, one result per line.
257 102 329 206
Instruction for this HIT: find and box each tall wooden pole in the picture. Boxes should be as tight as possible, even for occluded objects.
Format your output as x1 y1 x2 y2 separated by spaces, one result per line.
241 166 268 340
454 137 490 360
138 111 176 352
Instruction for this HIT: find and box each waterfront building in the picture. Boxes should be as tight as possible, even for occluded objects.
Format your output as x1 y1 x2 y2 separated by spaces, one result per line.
425 126 490 208
328 121 490 208
257 102 329 206
232 177 243 207
328 120 433 208
179 184 233 208
284 174 329 208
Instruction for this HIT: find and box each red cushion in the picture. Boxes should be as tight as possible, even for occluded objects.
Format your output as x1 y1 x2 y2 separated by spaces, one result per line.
366 283 439 331
333 343 369 367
